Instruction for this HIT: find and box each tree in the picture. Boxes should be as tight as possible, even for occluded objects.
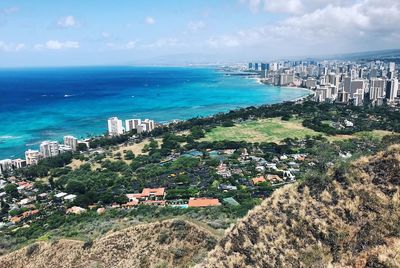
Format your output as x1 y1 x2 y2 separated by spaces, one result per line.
124 150 135 160
1 199 10 215
190 126 205 139
65 180 86 194
4 184 19 198
77 143 88 151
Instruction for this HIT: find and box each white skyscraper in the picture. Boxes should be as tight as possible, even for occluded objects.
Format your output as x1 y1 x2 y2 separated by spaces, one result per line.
125 119 142 132
40 141 60 158
107 117 124 136
0 159 12 175
64 135 78 151
143 119 155 131
369 78 386 102
25 149 40 165
389 62 395 72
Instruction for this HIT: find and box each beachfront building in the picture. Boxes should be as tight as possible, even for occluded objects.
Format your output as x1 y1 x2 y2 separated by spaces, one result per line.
143 119 155 131
59 145 73 153
107 117 124 136
12 158 26 169
125 119 142 132
40 141 60 158
25 149 40 166
63 135 78 151
136 119 155 134
0 159 13 175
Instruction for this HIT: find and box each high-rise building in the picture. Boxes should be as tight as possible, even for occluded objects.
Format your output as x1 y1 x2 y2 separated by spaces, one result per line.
343 77 351 93
279 74 294 86
107 117 124 136
0 159 12 175
25 149 40 166
63 135 78 151
353 88 364 106
386 79 399 103
248 63 253 70
270 62 278 72
350 80 365 98
305 78 317 89
337 90 349 103
12 158 26 169
125 119 142 132
369 78 386 102
143 119 155 131
260 63 268 71
370 68 378 78
40 141 60 158
389 62 395 72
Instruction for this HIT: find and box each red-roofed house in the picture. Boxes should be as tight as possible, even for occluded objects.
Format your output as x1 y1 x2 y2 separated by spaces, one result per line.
127 188 166 202
22 209 39 218
141 188 165 200
252 176 266 185
188 198 221 207
266 174 282 183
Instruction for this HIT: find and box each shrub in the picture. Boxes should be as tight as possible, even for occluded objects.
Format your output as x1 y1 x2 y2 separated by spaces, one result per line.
82 239 93 250
26 243 38 256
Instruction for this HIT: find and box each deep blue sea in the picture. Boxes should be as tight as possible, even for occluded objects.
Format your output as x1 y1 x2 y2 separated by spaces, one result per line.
0 66 309 159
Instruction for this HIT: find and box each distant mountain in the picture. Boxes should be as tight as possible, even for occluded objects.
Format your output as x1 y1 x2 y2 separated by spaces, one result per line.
312 49 400 61
200 145 400 267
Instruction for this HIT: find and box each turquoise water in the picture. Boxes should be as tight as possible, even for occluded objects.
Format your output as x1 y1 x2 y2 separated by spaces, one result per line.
0 66 309 158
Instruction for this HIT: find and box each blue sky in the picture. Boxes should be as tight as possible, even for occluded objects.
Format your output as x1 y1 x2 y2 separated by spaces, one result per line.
0 0 399 67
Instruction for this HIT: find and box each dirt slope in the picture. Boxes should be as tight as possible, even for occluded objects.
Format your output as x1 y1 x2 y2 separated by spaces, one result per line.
200 145 400 267
0 219 218 268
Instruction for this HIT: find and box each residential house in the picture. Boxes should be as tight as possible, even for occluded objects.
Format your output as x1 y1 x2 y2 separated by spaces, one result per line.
188 198 221 207
252 176 266 185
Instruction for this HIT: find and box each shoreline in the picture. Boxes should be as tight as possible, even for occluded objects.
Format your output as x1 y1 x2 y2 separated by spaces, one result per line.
1 70 313 159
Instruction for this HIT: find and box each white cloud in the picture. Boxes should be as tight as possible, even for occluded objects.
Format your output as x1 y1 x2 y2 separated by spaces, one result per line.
2 7 19 14
57 15 80 28
241 0 354 14
106 41 137 50
101 32 111 38
143 38 183 49
187 21 206 32
213 0 400 55
264 0 303 14
145 16 156 25
35 40 80 50
0 41 25 52
239 0 261 13
207 36 240 48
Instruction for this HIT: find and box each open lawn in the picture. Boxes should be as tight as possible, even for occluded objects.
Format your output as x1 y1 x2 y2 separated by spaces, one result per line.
202 118 321 143
202 118 397 144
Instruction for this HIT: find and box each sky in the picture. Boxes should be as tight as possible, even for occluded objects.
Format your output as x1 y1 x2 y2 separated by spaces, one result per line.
0 0 400 67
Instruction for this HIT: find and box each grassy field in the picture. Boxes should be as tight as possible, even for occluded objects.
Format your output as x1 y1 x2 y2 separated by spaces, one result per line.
202 118 396 144
202 118 321 143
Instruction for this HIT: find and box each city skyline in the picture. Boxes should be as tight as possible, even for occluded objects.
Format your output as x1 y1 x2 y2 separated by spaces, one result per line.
1 0 400 67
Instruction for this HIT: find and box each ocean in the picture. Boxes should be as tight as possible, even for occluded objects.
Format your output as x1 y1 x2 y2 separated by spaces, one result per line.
0 66 310 159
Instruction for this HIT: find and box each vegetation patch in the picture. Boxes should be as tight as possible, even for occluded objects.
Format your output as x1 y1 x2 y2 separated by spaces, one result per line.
202 118 322 143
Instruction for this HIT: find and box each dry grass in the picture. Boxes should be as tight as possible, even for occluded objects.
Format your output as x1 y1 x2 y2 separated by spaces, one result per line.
0 219 219 268
200 146 400 267
105 138 162 164
202 118 321 143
